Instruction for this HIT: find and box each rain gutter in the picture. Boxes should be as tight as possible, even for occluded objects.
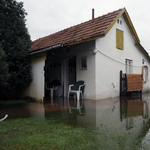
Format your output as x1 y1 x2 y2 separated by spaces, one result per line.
29 43 64 55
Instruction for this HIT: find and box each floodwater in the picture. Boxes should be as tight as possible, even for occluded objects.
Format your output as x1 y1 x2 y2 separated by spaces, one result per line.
1 93 150 149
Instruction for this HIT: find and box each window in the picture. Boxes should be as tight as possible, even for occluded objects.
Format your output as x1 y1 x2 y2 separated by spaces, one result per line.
116 29 123 50
120 20 122 25
125 59 133 73
80 57 87 70
117 19 122 25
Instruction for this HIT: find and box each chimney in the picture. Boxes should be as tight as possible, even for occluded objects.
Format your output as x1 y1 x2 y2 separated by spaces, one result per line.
92 8 94 20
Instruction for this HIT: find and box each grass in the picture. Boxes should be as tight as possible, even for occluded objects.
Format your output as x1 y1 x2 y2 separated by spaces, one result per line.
0 116 143 150
0 100 144 150
0 117 100 150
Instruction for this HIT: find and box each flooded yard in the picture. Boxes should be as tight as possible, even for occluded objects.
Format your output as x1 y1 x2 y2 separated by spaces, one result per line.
1 93 150 149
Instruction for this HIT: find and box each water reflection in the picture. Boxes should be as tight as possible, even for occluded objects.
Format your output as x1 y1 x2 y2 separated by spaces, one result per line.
1 95 150 129
43 95 150 149
120 98 149 130
42 95 150 136
1 93 150 148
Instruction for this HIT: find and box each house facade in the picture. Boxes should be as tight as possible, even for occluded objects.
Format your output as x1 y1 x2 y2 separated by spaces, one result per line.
24 8 150 101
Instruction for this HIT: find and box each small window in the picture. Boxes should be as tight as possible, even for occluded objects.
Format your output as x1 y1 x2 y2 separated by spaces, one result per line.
125 59 133 73
117 19 119 23
116 29 123 50
80 57 87 70
120 20 122 25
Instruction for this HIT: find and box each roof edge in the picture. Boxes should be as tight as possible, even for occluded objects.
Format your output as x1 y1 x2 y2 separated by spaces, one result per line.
105 8 125 35
123 8 140 44
137 43 150 62
104 8 140 44
29 44 63 55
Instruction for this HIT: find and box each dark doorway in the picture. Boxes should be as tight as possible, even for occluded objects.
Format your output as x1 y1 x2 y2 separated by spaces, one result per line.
63 56 76 98
68 56 76 85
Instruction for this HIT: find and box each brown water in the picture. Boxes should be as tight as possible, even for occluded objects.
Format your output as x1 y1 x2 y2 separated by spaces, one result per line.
1 93 150 149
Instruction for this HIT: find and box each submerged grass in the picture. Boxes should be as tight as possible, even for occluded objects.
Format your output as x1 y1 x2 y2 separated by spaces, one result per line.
0 116 143 150
0 117 100 150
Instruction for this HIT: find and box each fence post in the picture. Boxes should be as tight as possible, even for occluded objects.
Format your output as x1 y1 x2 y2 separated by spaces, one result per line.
120 70 122 97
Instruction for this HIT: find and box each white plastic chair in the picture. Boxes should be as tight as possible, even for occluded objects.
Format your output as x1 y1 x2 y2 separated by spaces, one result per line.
46 85 58 99
68 80 85 114
46 80 61 98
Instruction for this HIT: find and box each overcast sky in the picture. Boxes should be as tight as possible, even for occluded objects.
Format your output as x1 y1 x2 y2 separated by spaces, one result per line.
17 0 150 53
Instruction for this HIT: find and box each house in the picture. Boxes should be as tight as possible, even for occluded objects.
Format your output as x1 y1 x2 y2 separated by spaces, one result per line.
24 7 150 101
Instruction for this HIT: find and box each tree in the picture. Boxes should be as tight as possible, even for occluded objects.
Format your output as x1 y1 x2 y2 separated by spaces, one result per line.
0 46 9 85
0 0 32 99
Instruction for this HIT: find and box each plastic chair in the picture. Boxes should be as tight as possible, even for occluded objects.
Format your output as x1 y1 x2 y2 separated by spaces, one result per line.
46 79 61 99
68 80 85 114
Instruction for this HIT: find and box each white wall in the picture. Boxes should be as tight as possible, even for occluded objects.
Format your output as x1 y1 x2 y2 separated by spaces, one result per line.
25 53 46 101
76 50 96 99
73 41 96 99
24 15 150 101
95 15 150 99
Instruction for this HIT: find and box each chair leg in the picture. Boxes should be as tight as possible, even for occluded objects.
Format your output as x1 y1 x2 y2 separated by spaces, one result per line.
76 91 80 109
68 101 72 113
78 93 85 115
78 96 84 115
68 91 73 113
68 91 70 100
79 108 82 114
74 94 76 100
81 94 84 107
81 93 84 99
50 89 53 98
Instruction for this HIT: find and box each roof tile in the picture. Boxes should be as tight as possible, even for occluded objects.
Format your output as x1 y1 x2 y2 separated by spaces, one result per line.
30 8 123 52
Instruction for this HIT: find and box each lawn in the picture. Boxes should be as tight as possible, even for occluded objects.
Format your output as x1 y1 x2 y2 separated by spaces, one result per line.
0 100 144 150
0 116 143 150
0 117 101 150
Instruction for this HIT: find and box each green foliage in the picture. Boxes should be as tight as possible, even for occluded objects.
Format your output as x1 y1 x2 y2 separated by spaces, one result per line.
0 0 32 99
0 46 9 85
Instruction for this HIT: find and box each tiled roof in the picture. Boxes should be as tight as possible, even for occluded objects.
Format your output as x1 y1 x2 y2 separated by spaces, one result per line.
30 8 123 52
126 74 143 92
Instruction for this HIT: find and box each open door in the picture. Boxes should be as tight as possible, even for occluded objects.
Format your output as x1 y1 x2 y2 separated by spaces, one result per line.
62 56 76 98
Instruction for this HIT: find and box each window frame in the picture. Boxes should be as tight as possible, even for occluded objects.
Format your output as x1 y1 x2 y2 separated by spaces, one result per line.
125 59 133 73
